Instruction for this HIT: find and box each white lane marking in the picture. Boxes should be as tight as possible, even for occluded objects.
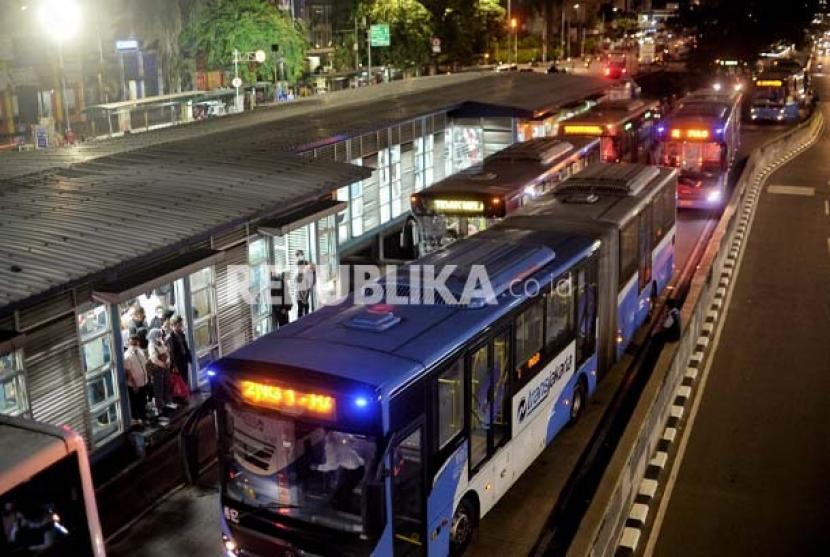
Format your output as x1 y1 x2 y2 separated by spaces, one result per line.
767 185 816 196
825 200 829 216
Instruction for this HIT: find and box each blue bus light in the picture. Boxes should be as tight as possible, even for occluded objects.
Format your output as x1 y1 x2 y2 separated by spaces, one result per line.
206 369 217 377
354 396 370 408
715 127 724 136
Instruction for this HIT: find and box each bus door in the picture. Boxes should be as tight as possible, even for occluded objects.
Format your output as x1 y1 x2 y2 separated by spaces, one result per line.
467 328 513 500
391 423 426 556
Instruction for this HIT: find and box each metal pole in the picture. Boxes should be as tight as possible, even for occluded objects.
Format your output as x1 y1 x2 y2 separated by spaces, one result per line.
58 41 71 133
233 48 241 112
354 16 359 71
580 6 585 58
367 26 372 85
95 0 107 103
514 25 518 65
561 5 566 59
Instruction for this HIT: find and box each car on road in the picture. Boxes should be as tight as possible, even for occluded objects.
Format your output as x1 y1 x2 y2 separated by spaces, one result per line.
604 60 627 79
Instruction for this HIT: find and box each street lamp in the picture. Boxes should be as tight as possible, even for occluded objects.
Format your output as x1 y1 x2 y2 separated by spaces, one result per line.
573 3 585 59
232 49 266 112
38 0 81 134
510 18 518 65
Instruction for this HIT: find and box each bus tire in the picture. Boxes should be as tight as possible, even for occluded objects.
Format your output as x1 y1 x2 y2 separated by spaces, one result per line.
570 377 587 423
450 495 478 555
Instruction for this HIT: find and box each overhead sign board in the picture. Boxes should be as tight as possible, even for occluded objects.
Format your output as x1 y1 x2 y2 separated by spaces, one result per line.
115 39 140 51
370 24 390 47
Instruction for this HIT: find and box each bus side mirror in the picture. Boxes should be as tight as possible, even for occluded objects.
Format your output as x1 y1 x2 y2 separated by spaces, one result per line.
363 480 387 539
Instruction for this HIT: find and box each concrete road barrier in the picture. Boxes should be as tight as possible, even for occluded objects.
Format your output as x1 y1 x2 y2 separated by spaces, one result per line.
566 109 824 557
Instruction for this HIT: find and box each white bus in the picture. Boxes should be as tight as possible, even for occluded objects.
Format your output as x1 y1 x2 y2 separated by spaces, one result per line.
0 416 105 557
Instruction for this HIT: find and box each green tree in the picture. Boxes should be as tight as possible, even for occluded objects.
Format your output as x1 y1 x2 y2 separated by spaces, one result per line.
357 0 434 70
420 0 505 65
180 0 308 83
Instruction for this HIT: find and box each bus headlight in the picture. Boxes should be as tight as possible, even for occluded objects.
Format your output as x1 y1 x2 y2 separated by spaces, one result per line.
222 534 238 555
706 190 722 203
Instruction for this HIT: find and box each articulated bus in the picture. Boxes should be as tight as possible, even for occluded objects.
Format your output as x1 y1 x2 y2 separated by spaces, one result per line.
750 70 804 121
557 99 661 164
183 162 677 557
0 416 105 557
409 137 599 256
654 89 742 209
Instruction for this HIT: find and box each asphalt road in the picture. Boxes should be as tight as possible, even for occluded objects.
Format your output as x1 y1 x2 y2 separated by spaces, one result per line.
649 73 830 556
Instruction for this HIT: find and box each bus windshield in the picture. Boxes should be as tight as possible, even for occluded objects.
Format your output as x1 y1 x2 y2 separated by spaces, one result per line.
1 454 94 557
661 141 724 173
221 403 376 533
752 87 786 107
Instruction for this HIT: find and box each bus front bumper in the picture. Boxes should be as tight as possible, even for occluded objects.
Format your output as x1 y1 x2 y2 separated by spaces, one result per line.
678 187 725 209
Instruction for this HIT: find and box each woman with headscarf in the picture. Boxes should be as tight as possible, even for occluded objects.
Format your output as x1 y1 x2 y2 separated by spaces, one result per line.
146 328 174 413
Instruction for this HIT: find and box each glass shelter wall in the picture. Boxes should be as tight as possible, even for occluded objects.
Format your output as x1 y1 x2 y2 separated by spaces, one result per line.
77 304 122 447
0 350 28 417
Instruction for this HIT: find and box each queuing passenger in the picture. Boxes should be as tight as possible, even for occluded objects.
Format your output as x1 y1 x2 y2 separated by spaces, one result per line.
167 316 192 389
124 335 151 426
148 305 167 330
270 271 293 328
147 328 174 412
295 251 315 318
129 307 150 350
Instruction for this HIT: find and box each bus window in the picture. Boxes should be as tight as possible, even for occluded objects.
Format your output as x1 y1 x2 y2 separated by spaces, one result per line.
492 331 511 449
469 345 489 471
575 259 599 368
663 184 676 231
619 220 638 287
545 272 575 353
436 359 464 449
638 207 653 292
662 142 682 167
702 142 725 171
391 426 425 556
515 300 544 384
600 137 617 162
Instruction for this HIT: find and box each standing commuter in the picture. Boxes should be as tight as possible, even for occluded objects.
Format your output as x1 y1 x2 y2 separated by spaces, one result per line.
124 335 151 426
167 315 193 389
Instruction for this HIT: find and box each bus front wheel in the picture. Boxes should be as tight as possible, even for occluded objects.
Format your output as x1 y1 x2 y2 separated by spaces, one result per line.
450 496 478 554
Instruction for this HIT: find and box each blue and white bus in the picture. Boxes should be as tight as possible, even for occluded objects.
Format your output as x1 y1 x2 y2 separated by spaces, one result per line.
409 137 599 257
190 163 677 557
655 89 742 209
750 68 804 122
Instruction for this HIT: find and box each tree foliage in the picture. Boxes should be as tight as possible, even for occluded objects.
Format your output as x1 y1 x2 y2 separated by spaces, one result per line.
350 0 506 70
420 0 506 64
180 0 308 83
358 0 434 69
